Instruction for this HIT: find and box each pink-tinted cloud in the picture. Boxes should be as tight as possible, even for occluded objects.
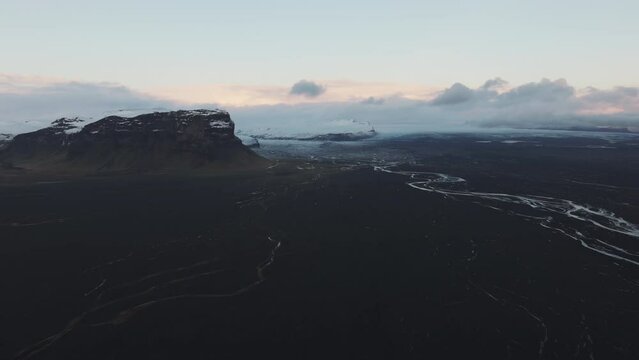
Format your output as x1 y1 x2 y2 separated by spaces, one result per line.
0 75 638 135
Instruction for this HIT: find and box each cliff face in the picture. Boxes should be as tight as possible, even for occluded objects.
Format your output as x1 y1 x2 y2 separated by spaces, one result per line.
1 110 265 172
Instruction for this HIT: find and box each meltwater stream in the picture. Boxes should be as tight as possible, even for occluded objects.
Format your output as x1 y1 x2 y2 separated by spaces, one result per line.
374 165 639 267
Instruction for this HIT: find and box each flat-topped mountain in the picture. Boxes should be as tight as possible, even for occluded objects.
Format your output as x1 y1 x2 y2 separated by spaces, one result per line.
0 110 266 173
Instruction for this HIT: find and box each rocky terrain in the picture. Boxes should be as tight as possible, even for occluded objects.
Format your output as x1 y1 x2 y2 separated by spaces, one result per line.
1 132 638 359
0 110 265 174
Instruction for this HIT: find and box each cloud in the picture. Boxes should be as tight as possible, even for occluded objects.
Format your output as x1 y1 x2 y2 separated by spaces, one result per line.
579 86 639 113
480 77 508 90
426 78 637 130
289 80 326 98
360 96 385 105
497 78 575 104
431 78 507 106
231 78 639 136
136 80 435 106
0 77 177 133
431 83 474 106
1 75 638 136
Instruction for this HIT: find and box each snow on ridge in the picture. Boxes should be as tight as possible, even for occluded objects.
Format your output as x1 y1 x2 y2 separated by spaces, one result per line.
1 107 231 135
0 133 14 141
2 108 232 137
175 110 232 129
50 117 87 135
45 109 231 136
177 109 228 117
209 119 232 129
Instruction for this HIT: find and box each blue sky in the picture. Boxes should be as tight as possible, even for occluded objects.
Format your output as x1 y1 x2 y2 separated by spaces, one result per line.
1 1 638 133
2 0 638 89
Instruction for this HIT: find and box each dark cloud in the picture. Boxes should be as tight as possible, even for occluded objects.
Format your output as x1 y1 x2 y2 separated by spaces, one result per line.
432 78 577 108
497 78 575 104
480 77 508 90
360 96 385 105
431 83 474 106
289 80 326 97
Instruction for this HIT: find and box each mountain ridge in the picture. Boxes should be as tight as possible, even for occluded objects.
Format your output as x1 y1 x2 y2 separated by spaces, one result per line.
0 109 266 174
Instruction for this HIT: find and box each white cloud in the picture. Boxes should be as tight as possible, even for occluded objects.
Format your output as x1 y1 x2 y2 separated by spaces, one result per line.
232 78 639 135
0 77 176 133
480 77 508 91
431 83 475 106
0 75 637 135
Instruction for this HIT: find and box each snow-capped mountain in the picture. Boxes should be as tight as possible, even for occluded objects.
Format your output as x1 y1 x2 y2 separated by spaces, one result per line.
0 110 265 173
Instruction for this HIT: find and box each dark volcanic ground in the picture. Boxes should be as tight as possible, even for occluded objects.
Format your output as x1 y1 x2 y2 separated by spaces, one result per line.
1 133 639 359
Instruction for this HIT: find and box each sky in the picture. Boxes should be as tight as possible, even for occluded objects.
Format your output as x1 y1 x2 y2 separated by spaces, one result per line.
1 0 638 134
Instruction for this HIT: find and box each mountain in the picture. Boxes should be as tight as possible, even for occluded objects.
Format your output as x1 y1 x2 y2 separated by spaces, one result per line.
0 110 266 173
249 122 378 142
252 129 378 142
535 125 639 134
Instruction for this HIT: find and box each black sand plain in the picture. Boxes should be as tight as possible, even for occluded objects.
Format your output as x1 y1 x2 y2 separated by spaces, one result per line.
1 133 639 359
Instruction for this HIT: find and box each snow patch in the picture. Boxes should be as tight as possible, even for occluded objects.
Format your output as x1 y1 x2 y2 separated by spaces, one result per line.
50 117 87 135
209 120 231 129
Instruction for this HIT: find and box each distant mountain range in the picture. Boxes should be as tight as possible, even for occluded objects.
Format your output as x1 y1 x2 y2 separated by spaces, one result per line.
252 129 378 142
0 110 266 174
535 125 638 134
